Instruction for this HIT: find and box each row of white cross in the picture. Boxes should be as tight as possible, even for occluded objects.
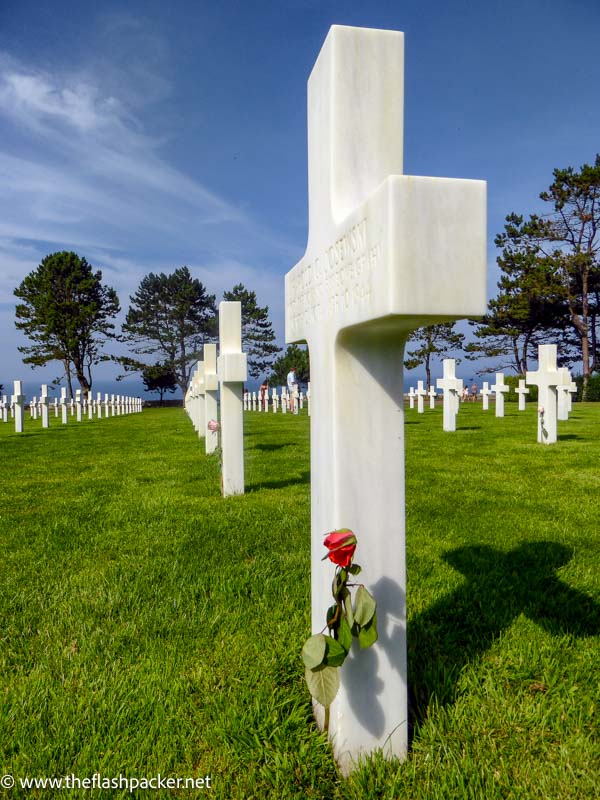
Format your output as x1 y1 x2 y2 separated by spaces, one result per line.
243 385 311 415
183 301 247 497
430 349 577 443
1 381 142 433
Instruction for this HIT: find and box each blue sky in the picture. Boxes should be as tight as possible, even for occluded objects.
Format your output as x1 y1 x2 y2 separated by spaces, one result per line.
1 0 599 396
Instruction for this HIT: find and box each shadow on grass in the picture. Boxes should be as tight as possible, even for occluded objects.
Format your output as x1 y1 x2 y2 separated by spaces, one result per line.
252 443 288 452
407 541 600 740
246 470 310 492
559 434 583 441
456 425 482 431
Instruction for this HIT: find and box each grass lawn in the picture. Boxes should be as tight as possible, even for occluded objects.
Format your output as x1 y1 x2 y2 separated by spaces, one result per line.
0 402 598 798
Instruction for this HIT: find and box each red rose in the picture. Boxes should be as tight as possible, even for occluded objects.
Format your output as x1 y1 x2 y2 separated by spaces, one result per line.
323 529 357 568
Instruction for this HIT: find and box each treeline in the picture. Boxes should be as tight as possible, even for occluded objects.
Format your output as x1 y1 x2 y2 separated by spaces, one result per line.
405 154 600 400
13 258 289 399
11 155 600 399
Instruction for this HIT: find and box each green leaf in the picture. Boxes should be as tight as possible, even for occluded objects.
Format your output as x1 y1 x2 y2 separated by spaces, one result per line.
305 665 340 707
324 637 348 667
301 633 327 669
332 570 345 600
343 590 354 628
348 564 362 576
338 615 353 652
358 612 378 649
354 585 377 627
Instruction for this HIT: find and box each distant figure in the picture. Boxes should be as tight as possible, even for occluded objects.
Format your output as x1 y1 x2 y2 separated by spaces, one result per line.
471 382 478 402
259 382 268 410
287 367 298 413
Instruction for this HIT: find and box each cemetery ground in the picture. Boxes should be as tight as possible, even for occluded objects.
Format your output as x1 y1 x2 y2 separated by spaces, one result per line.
1 404 598 800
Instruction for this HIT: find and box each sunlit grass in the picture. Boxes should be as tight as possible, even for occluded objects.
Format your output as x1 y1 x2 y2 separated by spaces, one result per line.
0 402 598 798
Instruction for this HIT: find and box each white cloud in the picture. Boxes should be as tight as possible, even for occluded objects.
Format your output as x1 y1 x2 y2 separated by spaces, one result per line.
0 22 295 379
0 45 294 265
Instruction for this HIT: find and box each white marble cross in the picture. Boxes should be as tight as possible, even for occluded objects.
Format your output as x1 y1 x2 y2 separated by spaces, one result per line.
526 345 560 444
427 384 436 409
491 372 509 418
436 359 462 432
3 395 9 423
217 301 247 496
40 384 50 428
415 380 427 414
193 362 206 437
13 380 25 433
96 391 102 420
87 391 94 421
75 389 83 422
515 378 529 411
557 368 577 421
407 386 416 409
60 388 68 424
284 25 486 770
204 343 219 454
480 381 492 410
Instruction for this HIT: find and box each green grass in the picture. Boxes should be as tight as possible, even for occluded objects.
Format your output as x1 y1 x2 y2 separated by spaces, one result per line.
0 403 598 798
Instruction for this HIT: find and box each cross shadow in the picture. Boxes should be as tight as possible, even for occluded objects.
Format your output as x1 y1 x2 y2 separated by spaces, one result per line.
246 470 310 492
252 443 287 452
558 434 582 441
407 542 600 735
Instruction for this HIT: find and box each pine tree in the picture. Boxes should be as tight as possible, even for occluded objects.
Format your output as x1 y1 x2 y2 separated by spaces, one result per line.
269 344 310 387
122 267 216 395
142 363 178 405
403 324 464 388
466 214 571 374
14 251 120 396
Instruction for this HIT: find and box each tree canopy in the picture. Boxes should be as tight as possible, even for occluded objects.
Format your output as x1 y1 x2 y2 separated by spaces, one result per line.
403 324 465 388
467 156 600 393
141 362 178 405
222 284 281 379
122 266 216 395
466 214 572 374
14 251 120 395
269 344 310 387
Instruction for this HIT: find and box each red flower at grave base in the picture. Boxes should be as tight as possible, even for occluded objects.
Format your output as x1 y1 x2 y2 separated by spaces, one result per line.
323 529 357 568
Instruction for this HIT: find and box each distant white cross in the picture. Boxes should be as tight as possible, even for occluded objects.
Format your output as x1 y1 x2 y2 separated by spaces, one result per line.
491 372 509 418
515 378 529 411
436 359 462 432
526 345 560 444
415 380 427 414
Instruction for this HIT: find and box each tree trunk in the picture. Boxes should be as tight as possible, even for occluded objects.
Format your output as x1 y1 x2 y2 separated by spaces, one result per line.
64 361 74 399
